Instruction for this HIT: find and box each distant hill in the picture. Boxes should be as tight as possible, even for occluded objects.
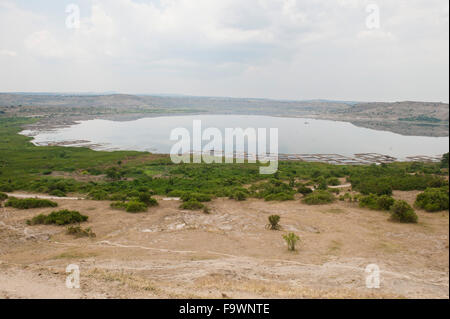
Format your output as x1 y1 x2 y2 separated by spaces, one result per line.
336 101 449 122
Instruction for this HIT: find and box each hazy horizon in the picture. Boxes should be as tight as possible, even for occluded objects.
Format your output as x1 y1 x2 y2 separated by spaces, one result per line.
0 91 448 104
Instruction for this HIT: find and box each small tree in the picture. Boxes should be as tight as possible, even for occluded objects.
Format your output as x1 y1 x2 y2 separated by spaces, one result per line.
266 215 281 230
138 192 158 207
390 200 418 223
298 186 313 195
0 192 8 201
106 167 123 180
441 153 449 168
283 233 300 251
415 187 449 212
233 191 248 201
126 201 148 213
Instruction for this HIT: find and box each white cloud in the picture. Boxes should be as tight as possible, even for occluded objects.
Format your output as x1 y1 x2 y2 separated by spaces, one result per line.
0 49 17 57
24 30 65 58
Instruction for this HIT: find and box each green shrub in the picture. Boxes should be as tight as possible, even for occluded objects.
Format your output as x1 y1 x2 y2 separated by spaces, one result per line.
359 194 395 211
415 187 449 212
203 206 211 214
110 201 127 210
88 190 109 200
283 233 300 251
441 153 449 168
106 167 123 180
126 201 148 213
302 191 335 205
328 188 340 194
253 180 296 200
390 200 418 223
0 192 8 201
377 195 396 211
180 192 212 202
5 197 58 209
180 200 204 210
167 190 185 198
352 194 361 203
355 179 393 196
126 190 140 198
264 193 294 201
146 197 158 207
49 189 66 197
0 184 13 192
138 192 159 207
298 186 313 195
316 177 328 190
27 209 88 225
66 225 96 238
327 177 341 186
27 214 46 225
109 193 128 201
267 215 281 230
359 194 378 209
230 191 248 201
339 193 352 202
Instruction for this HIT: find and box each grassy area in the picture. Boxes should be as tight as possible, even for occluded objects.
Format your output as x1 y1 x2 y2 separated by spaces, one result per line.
0 117 448 207
0 117 144 185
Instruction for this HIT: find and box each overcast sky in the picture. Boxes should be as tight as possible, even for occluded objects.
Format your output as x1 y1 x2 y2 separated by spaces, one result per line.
0 0 448 102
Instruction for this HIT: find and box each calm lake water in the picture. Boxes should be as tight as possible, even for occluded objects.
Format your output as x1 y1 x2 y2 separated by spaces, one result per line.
21 115 449 160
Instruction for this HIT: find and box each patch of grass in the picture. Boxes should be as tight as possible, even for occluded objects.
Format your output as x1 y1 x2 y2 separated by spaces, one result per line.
323 208 345 214
52 251 98 259
88 190 109 200
376 241 402 253
125 201 148 213
87 269 158 293
264 193 294 201
66 225 96 238
302 190 335 205
27 209 88 225
110 201 127 210
5 197 58 209
180 200 205 210
180 192 212 202
328 188 340 194
339 193 352 202
328 240 342 253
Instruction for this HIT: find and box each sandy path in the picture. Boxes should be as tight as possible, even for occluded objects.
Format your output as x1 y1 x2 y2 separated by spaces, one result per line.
5 193 84 200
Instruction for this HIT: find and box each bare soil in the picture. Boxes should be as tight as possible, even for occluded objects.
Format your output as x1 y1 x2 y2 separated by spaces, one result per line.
0 193 448 299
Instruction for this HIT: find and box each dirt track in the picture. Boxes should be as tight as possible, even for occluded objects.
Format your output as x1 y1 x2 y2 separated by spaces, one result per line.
0 192 448 299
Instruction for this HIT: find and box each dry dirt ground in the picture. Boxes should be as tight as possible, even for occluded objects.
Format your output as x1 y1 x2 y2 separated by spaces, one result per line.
0 191 448 299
